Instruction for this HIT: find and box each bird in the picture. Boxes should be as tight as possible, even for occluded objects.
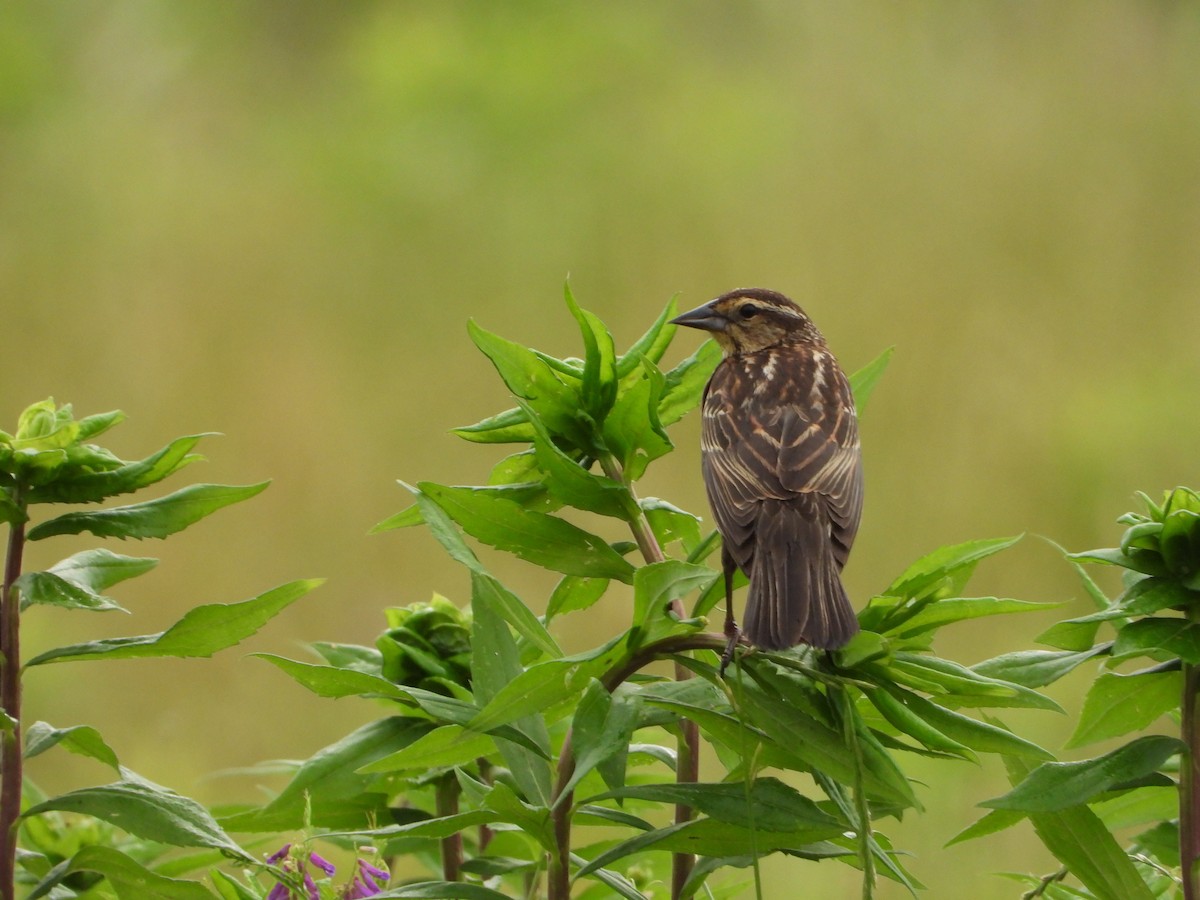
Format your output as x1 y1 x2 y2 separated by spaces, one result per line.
670 288 862 671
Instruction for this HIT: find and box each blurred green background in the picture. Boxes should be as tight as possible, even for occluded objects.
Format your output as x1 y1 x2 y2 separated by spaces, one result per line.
3 2 1199 896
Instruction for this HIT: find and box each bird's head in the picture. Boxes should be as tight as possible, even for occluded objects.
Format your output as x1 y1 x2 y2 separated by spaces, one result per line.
670 288 823 355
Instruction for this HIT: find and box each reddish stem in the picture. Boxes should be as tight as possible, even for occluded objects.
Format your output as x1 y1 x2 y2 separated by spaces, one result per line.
547 633 727 900
599 455 702 897
1182 659 1200 900
0 504 25 900
435 774 463 882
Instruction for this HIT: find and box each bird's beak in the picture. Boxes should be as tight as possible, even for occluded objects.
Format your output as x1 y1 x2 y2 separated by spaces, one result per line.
670 301 728 333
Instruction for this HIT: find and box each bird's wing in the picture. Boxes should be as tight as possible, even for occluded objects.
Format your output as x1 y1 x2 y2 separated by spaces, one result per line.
701 355 862 570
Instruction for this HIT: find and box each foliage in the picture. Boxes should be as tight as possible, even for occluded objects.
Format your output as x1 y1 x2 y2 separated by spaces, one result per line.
954 488 1200 899
10 295 1194 900
0 401 321 898
227 290 1058 899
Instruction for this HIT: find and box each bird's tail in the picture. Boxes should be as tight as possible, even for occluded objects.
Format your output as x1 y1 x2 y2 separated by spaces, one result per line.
742 502 859 651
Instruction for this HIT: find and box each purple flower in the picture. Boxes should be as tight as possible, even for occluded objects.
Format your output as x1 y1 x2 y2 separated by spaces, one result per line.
345 856 389 898
309 851 336 878
266 844 292 865
265 843 336 900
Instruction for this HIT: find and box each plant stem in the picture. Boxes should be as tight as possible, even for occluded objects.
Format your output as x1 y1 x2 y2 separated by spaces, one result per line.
1182 656 1200 900
837 687 875 900
547 633 728 900
435 774 463 883
672 720 699 898
548 734 576 900
599 454 701 898
0 501 24 900
1022 868 1068 900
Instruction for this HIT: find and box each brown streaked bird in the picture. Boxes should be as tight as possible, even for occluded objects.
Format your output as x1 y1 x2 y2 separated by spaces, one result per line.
671 288 862 670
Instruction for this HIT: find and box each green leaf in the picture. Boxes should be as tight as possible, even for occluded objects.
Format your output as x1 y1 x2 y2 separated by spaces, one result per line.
403 482 485 573
629 560 717 647
516 398 633 519
834 630 890 668
28 482 270 541
972 647 1108 689
813 775 922 892
28 845 216 900
1070 546 1169 578
878 689 1052 759
1092 785 1178 831
24 721 120 771
945 807 1027 846
557 680 638 802
616 297 678 375
0 493 25 527
25 579 321 665
1036 616 1105 652
220 718 428 832
885 536 1022 602
467 661 581 733
471 571 552 805
603 357 672 480
982 735 1184 812
467 319 588 448
1161 506 1200 578
887 597 1060 638
209 871 258 900
999 753 1156 900
255 654 418 701
1058 541 1118 610
75 410 126 441
357 725 495 774
734 676 918 809
865 686 975 760
588 777 844 833
17 548 158 612
641 697 795 774
1135 577 1200 614
1132 820 1180 868
451 407 536 445
657 339 722 427
1113 617 1200 663
572 861 652 900
848 346 894 417
640 497 703 554
26 434 209 504
419 482 635 583
256 657 546 759
472 571 560 659
309 641 382 673
469 638 627 734
890 653 1062 711
575 817 844 879
1086 577 1197 621
481 781 553 848
487 450 541 487
13 399 78 449
564 283 618 421
545 575 609 620
25 770 252 861
48 548 158 592
1067 670 1182 748
15 572 127 613
370 504 424 534
350 809 497 842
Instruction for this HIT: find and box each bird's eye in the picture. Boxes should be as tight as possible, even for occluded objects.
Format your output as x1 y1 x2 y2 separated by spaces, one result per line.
738 304 761 319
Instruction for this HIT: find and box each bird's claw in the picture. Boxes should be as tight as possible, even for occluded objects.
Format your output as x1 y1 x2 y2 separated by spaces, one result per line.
718 625 743 678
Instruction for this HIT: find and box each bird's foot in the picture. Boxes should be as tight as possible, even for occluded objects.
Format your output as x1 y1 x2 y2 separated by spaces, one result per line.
718 623 743 678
